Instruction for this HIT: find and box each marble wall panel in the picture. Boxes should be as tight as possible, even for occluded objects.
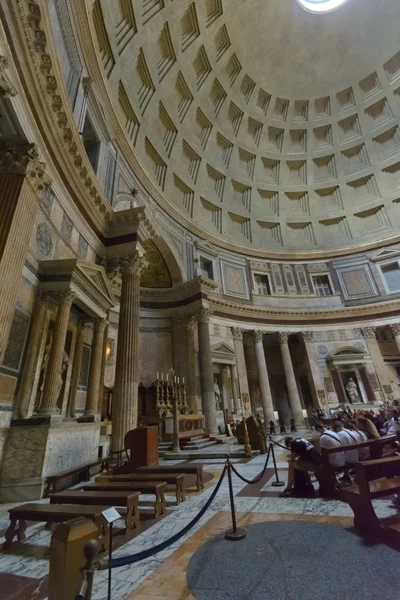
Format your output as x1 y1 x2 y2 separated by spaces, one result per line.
42 423 100 476
139 330 172 386
0 374 17 404
221 261 250 299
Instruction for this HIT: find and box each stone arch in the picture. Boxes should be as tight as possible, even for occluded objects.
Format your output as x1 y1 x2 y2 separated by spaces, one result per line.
151 234 186 285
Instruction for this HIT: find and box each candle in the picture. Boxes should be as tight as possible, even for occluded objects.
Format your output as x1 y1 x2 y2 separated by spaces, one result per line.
183 377 185 384
161 373 163 381
157 371 159 380
166 373 169 381
177 376 180 383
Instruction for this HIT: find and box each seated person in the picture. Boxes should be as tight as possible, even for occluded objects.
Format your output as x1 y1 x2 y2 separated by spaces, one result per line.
315 421 345 468
333 421 359 465
386 408 400 435
280 436 322 498
356 415 380 439
346 422 370 460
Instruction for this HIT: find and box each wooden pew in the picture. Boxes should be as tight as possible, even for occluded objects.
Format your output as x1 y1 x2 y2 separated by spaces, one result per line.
49 490 140 531
341 455 400 550
134 465 204 492
81 481 167 517
44 458 109 497
3 504 109 551
319 434 397 499
96 473 186 503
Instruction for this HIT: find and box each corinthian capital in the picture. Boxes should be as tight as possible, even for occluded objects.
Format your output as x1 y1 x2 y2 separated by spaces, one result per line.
231 326 243 340
57 290 76 305
253 330 264 343
196 307 213 323
0 56 17 97
301 331 314 343
0 142 52 190
362 327 377 340
119 252 147 278
277 332 289 344
390 324 400 337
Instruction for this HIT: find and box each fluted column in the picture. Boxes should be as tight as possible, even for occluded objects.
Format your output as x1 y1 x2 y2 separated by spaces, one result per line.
84 318 108 416
362 327 392 401
16 291 49 418
230 363 241 413
0 142 51 363
301 331 327 408
112 252 146 452
231 327 250 408
253 330 275 426
222 365 233 413
278 332 304 426
67 320 86 418
196 307 217 433
39 291 75 415
186 315 198 412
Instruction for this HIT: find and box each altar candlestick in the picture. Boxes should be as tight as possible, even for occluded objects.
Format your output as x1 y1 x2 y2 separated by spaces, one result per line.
157 371 159 380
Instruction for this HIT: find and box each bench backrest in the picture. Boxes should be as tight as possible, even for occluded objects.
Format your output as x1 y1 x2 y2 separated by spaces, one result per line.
356 455 400 485
321 434 396 465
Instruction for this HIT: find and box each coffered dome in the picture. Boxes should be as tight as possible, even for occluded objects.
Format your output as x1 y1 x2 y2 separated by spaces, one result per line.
84 0 400 255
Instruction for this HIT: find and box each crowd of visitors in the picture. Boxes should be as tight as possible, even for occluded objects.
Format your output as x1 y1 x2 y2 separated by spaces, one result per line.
280 401 400 498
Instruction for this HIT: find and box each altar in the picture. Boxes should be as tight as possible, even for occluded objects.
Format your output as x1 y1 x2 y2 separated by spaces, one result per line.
164 414 205 440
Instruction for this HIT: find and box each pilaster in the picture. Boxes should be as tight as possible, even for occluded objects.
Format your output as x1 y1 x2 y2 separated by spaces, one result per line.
196 307 217 433
253 330 275 426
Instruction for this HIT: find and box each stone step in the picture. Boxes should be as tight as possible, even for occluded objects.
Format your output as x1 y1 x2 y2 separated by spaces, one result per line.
184 440 218 449
161 449 260 459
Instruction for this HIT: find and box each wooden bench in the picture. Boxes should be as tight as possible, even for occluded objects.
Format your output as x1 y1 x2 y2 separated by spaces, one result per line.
341 455 400 550
49 490 140 531
135 465 204 492
318 434 397 498
44 458 109 497
3 503 109 551
95 473 186 503
82 481 167 517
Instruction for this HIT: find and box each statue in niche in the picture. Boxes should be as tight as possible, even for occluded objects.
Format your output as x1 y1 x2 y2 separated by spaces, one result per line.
214 377 223 411
345 377 361 404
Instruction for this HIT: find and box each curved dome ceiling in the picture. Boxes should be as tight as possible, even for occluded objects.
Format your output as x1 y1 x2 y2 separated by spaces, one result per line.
90 0 400 254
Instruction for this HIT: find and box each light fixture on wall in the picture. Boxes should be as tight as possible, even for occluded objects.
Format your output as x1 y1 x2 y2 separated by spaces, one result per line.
297 0 349 13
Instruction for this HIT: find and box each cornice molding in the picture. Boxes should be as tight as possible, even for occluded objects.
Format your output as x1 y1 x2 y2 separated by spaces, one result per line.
1 0 112 237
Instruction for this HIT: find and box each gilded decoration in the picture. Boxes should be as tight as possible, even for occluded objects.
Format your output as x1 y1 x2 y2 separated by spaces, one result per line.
140 240 172 288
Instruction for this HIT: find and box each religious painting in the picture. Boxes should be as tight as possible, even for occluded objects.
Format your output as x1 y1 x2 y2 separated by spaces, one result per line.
2 309 30 372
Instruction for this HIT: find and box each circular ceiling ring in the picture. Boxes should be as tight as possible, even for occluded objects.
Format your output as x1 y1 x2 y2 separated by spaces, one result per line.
297 0 350 13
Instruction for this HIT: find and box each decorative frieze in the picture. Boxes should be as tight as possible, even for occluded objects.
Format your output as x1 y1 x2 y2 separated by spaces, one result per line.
0 55 17 97
0 142 51 190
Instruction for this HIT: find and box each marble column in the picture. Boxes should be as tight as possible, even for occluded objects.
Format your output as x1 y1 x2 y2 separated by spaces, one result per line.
222 365 233 413
112 252 146 452
97 315 110 414
186 316 198 413
231 327 250 407
390 324 400 356
278 332 304 425
196 307 217 433
253 330 275 426
16 291 49 418
67 320 86 418
301 331 327 409
39 290 75 416
84 318 108 416
0 143 51 363
230 363 241 413
362 327 392 401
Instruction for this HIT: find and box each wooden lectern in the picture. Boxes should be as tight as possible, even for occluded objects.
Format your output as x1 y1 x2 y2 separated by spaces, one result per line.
124 426 159 467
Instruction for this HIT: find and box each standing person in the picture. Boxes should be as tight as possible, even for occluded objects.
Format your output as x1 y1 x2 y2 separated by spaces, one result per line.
315 421 345 469
280 437 322 498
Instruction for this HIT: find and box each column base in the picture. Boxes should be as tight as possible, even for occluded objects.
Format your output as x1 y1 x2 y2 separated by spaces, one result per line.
78 414 101 423
37 406 61 417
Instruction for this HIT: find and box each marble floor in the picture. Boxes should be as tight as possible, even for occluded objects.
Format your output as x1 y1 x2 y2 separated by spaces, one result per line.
0 447 399 600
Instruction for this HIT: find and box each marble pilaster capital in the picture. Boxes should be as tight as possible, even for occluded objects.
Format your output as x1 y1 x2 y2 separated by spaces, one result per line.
35 289 50 309
362 326 377 340
389 324 400 337
56 290 76 306
196 307 213 324
119 252 147 278
0 142 52 190
95 318 109 332
231 326 243 340
0 56 17 97
277 332 290 344
253 330 264 343
301 331 314 343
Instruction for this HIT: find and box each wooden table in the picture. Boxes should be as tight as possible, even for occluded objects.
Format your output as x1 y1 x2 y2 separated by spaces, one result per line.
3 503 109 551
82 481 167 517
50 490 140 531
96 473 186 503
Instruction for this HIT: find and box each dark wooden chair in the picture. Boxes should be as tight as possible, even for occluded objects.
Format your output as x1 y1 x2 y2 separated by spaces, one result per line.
341 455 400 549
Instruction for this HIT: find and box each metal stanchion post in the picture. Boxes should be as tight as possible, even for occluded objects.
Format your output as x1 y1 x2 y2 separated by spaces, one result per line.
270 440 285 487
225 459 247 541
107 522 113 600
